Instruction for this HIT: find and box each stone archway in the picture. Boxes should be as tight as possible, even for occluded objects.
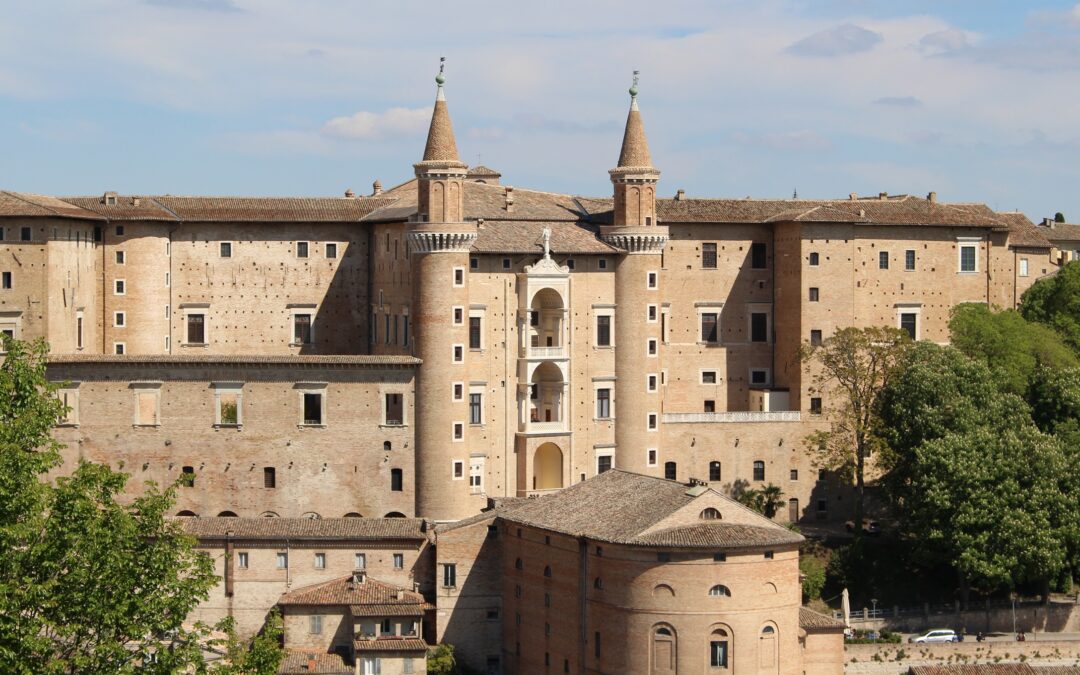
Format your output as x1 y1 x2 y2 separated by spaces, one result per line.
533 442 563 490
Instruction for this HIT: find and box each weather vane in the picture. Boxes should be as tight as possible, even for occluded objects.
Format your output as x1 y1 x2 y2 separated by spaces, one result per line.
436 57 446 86
630 70 640 97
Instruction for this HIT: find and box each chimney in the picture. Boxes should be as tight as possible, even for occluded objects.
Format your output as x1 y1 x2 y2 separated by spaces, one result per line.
352 569 366 584
132 197 141 207
344 188 355 198
371 179 383 196
849 192 858 201
396 589 405 600
413 581 421 593
675 189 685 201
306 653 316 672
1042 218 1056 229
878 192 888 200
927 191 937 204
504 186 515 212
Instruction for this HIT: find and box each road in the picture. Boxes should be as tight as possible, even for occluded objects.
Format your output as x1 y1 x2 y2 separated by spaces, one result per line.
899 631 1080 643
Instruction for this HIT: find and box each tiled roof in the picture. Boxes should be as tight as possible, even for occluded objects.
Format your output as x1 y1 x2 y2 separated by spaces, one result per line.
153 196 393 222
63 195 178 221
487 469 800 548
0 191 104 220
473 220 618 254
464 182 586 221
616 103 654 169
1039 222 1080 242
181 517 428 541
1035 669 1080 675
48 354 419 366
997 212 1052 249
634 522 802 548
467 165 501 177
350 603 426 617
353 637 427 652
279 574 425 608
908 667 1038 675
421 97 461 164
278 651 352 674
799 606 846 631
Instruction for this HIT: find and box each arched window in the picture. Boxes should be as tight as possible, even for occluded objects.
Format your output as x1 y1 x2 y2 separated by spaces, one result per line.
709 627 731 668
176 510 197 517
760 624 778 670
543 565 552 578
708 461 721 481
708 584 731 597
216 510 238 517
302 512 321 519
652 624 677 674
515 558 523 570
343 512 362 518
652 584 675 597
384 441 392 451
761 625 775 634
753 460 765 481
259 511 279 518
664 461 677 480
655 626 672 636
384 511 406 518
700 507 721 520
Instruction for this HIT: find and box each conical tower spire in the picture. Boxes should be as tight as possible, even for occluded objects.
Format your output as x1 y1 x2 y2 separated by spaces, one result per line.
615 71 654 169
421 58 464 164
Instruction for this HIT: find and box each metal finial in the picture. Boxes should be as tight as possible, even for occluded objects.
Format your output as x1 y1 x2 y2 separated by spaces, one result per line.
436 57 446 86
629 70 640 97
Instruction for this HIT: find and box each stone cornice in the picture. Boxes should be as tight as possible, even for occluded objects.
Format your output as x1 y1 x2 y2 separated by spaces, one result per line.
408 230 477 253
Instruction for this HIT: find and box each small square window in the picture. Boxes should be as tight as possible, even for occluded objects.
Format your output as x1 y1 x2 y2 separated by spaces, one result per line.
114 279 126 295
764 551 774 559
750 369 769 386
114 343 125 355
296 241 309 258
598 258 608 270
502 258 511 269
808 287 819 302
238 552 249 569
809 252 819 266
704 399 715 413
115 225 124 236
220 242 232 258
469 257 478 269
115 251 125 265
810 329 822 346
879 251 889 270
702 370 717 384
314 552 326 569
566 259 575 270
810 397 822 415
326 243 338 259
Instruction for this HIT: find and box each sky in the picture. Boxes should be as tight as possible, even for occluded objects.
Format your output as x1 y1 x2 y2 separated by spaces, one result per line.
3 0 1080 221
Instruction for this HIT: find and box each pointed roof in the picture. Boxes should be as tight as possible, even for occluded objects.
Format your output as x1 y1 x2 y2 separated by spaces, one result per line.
615 79 655 170
420 72 463 164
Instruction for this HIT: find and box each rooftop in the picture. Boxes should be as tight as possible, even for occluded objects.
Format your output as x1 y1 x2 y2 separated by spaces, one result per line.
279 574 425 610
1038 221 1080 241
799 606 846 632
277 651 352 675
48 354 420 367
180 517 428 542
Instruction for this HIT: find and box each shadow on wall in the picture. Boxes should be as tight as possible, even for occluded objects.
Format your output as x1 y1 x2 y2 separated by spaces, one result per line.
438 526 503 675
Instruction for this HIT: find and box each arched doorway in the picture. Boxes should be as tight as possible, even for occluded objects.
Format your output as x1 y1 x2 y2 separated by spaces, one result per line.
651 624 677 675
533 443 563 490
788 498 799 523
759 624 778 674
529 288 565 352
529 362 565 427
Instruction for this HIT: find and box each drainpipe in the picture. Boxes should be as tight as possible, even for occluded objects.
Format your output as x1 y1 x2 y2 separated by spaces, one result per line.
578 537 588 673
224 531 235 599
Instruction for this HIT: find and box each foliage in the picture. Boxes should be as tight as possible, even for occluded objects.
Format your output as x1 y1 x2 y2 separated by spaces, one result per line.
802 326 911 537
208 611 284 674
0 337 219 674
1028 367 1080 435
948 303 1077 397
427 643 457 674
1020 261 1080 356
878 342 1078 594
1055 212 1066 223
800 553 826 601
219 401 238 425
736 483 784 518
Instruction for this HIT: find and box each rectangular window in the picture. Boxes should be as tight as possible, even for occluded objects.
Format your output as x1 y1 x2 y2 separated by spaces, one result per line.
790 469 799 480
698 311 718 343
134 388 159 425
114 279 125 295
309 614 322 634
647 449 657 466
905 249 916 271
1 272 11 290
326 243 338 259
276 552 288 569
810 397 822 415
76 315 83 349
647 271 657 288
314 552 326 569
750 312 768 343
452 460 464 479
647 304 657 322
808 287 819 302
453 422 463 440
810 329 822 346
960 244 977 272
114 343 125 355
354 553 366 569
443 564 457 588
186 314 205 344
647 338 657 355
702 370 716 384
597 454 612 474
293 314 312 344
115 251 125 264
296 241 309 258
393 553 404 570
216 388 241 426
596 388 611 419
453 307 463 324
664 462 676 480
809 251 819 266
469 316 481 349
900 312 917 340
750 242 767 269
453 345 463 362
303 392 323 425
385 393 403 425
115 225 124 236
20 227 31 242
469 393 482 425
648 413 657 430
647 374 657 392
710 640 728 668
452 383 463 401
391 469 403 491
220 242 232 258
704 400 715 413
599 258 608 269
1019 257 1029 277
596 315 611 347
264 467 276 488
879 251 890 270
702 242 717 269
165 272 169 288
238 552 249 569
453 268 464 286
469 458 483 491
750 369 769 386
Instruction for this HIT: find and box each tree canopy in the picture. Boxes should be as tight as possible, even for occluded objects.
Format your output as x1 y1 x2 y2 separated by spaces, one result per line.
1020 261 1080 356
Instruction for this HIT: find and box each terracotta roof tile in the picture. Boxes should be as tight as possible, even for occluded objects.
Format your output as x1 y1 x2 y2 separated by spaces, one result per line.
63 195 177 221
1040 222 1080 242
0 191 103 220
473 220 618 255
353 637 427 652
909 667 1037 675
616 104 654 169
181 517 428 541
467 165 501 177
350 603 426 617
48 354 419 367
799 606 846 631
278 651 352 674
421 96 461 163
279 574 425 608
464 182 586 221
157 196 394 222
997 212 1052 249
487 469 800 548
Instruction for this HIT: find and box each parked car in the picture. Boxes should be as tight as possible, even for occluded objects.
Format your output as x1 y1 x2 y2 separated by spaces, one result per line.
909 629 960 644
844 518 882 535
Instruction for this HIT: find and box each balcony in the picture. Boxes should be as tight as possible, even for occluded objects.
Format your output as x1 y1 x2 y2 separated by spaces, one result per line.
662 411 802 424
523 420 568 435
527 345 566 359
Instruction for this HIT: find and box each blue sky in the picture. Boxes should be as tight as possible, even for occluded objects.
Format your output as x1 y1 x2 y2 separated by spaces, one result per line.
3 1 1080 221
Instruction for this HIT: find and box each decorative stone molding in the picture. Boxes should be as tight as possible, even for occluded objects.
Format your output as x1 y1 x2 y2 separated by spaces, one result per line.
602 232 668 253
407 231 476 253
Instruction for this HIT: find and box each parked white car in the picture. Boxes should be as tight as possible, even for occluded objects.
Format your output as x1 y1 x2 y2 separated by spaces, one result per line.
909 629 960 644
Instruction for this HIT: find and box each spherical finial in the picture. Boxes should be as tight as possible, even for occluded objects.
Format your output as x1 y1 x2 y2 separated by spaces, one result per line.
436 56 446 86
629 70 640 97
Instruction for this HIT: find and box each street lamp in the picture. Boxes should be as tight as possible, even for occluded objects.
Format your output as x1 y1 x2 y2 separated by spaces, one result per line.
871 598 878 617
1010 592 1018 638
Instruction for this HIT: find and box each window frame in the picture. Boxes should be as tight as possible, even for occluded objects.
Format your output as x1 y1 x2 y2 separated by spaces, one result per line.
213 382 243 427
958 240 979 273
702 242 718 269
297 383 328 427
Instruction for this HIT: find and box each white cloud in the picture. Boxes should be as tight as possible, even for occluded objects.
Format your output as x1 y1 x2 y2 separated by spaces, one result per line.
732 130 831 152
919 29 970 54
142 0 242 12
873 96 922 107
321 107 431 140
786 23 883 57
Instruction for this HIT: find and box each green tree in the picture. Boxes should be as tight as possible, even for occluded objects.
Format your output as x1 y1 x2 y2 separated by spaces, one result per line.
1021 261 1080 355
1028 367 1080 434
802 327 911 539
1055 212 1066 223
208 611 285 674
427 643 457 674
0 337 219 674
799 553 826 601
949 303 1077 397
736 483 785 519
